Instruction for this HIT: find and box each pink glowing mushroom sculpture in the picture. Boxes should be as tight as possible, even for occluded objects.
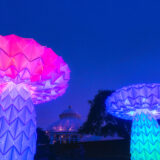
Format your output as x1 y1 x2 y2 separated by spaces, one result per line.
0 35 70 159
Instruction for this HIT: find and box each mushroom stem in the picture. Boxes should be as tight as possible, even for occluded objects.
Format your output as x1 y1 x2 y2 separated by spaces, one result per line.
131 112 160 160
0 83 36 160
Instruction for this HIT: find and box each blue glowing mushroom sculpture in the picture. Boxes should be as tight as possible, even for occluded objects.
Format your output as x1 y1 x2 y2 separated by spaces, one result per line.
106 83 160 160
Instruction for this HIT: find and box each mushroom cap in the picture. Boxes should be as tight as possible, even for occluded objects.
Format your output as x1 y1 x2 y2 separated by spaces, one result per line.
0 34 70 104
106 83 160 120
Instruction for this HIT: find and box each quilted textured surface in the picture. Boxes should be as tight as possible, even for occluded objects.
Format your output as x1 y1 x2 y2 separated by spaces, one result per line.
106 83 160 120
131 112 160 160
0 35 70 104
0 84 36 160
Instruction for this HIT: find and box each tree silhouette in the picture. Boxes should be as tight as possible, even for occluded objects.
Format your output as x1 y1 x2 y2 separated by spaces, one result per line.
79 90 131 138
36 128 50 145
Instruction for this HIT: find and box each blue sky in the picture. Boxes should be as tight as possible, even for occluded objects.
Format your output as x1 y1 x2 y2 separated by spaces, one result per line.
1 0 160 128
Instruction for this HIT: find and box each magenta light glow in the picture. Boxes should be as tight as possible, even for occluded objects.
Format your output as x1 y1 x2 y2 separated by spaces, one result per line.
0 34 70 104
0 35 70 159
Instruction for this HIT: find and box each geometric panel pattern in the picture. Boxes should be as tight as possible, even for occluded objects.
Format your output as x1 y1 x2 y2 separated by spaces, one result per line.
0 34 70 104
131 112 160 160
106 83 160 120
0 84 36 160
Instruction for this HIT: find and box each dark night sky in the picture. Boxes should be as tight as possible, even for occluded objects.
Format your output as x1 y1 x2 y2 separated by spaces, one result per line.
0 0 160 128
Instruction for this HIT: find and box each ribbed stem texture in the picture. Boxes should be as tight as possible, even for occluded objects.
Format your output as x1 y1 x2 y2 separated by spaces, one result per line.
0 84 36 160
131 112 160 160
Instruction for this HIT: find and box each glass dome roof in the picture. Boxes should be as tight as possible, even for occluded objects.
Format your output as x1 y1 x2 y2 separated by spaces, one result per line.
49 106 82 132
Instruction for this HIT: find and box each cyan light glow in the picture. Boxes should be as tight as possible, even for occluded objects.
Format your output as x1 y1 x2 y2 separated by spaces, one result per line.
106 83 160 160
131 112 160 160
0 35 70 160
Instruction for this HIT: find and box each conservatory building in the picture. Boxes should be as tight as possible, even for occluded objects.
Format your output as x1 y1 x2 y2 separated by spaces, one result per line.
46 106 82 144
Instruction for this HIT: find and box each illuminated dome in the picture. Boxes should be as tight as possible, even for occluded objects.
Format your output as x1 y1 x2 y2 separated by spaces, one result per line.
50 106 82 132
